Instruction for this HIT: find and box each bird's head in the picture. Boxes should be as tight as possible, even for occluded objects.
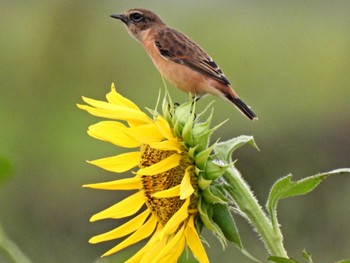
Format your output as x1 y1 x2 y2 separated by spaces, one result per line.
111 9 165 41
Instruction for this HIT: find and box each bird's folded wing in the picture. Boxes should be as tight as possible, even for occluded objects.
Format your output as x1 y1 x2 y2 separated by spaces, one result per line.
154 29 231 86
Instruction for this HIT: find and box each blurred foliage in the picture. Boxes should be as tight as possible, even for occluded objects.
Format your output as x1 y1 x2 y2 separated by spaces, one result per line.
0 158 12 184
0 1 349 262
0 223 32 263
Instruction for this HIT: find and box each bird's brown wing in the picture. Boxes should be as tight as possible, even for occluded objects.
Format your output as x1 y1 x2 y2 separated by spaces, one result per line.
154 28 231 86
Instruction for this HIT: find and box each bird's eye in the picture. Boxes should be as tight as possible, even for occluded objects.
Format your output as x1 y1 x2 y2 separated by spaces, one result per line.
130 12 143 22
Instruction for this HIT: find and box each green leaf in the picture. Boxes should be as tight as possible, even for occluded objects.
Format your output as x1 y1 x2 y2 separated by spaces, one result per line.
335 260 350 263
214 135 259 164
267 168 350 227
269 251 318 263
268 256 300 263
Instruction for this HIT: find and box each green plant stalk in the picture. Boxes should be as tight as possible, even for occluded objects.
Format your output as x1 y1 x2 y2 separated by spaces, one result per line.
223 167 288 258
0 223 32 263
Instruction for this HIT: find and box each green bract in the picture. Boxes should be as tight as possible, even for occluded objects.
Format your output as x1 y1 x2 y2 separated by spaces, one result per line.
161 92 257 259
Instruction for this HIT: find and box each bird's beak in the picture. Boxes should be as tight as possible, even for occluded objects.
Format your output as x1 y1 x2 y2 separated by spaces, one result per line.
110 14 127 24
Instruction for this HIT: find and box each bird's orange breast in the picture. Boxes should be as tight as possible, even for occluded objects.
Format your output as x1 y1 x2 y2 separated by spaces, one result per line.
141 34 222 97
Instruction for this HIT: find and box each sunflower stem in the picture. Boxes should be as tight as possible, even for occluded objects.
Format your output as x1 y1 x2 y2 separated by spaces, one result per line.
223 166 288 258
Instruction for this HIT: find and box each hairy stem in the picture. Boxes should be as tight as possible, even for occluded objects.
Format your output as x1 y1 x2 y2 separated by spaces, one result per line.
223 166 288 258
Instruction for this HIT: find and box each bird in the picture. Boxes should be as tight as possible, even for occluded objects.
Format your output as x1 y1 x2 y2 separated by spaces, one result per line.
111 8 257 120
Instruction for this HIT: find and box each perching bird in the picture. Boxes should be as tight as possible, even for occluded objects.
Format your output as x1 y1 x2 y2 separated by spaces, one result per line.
111 8 257 120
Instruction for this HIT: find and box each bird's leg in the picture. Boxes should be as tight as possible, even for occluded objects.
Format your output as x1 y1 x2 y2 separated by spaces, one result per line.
167 102 180 118
167 102 179 110
192 94 201 104
190 95 201 120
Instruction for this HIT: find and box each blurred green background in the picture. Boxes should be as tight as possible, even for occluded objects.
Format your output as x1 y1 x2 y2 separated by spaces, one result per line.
0 1 349 262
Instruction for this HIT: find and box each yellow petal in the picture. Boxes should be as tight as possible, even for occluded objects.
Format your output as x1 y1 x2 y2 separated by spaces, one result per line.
89 210 150 244
102 215 158 257
148 139 182 153
159 198 189 240
90 191 144 221
158 256 178 263
137 153 181 176
152 185 180 198
123 124 165 143
151 226 185 263
106 83 140 110
155 116 176 140
89 152 140 173
126 226 163 263
180 166 195 200
81 96 122 111
185 216 209 263
126 242 148 263
77 103 151 124
83 176 141 190
138 233 166 263
88 121 141 148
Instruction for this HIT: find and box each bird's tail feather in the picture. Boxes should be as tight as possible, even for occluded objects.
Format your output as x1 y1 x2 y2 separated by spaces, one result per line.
228 96 258 121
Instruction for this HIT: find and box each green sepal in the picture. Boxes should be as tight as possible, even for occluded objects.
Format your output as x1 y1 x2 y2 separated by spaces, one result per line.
215 135 259 164
192 119 211 138
174 100 192 126
162 90 174 124
195 119 228 152
197 175 212 190
202 185 228 204
187 146 198 159
197 197 214 231
212 204 259 262
193 129 212 155
197 197 227 248
195 142 217 170
192 120 213 152
172 119 183 139
195 101 214 121
144 107 157 117
193 215 212 249
194 214 204 234
181 110 195 147
204 157 230 180
212 204 241 245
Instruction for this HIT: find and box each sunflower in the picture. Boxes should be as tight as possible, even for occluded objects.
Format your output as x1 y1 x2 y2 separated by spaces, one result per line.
78 84 245 263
